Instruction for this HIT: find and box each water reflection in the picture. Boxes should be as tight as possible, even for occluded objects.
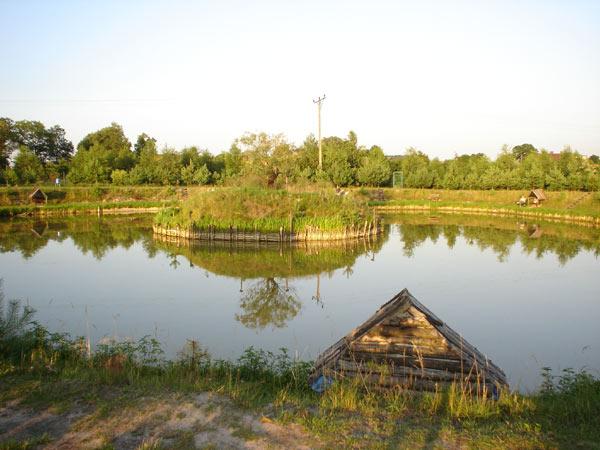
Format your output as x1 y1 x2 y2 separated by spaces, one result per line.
394 214 600 264
0 215 152 260
152 236 387 279
2 214 598 267
0 213 598 390
236 278 301 329
153 235 388 329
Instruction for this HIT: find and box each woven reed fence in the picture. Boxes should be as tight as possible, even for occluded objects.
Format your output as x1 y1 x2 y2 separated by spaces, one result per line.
153 219 381 243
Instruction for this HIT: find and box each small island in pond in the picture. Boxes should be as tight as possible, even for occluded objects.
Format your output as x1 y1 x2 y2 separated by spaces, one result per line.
153 187 381 242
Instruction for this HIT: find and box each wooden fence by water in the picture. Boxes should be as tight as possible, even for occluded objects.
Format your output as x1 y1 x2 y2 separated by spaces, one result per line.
153 219 381 243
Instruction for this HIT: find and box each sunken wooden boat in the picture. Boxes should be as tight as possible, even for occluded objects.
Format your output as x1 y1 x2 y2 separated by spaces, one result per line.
309 289 507 393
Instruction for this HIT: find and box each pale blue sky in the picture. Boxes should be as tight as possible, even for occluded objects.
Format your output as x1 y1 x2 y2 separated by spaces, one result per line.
1 0 599 157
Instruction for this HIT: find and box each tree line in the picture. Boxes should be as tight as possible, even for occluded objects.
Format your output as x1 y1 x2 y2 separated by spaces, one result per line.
1 117 598 190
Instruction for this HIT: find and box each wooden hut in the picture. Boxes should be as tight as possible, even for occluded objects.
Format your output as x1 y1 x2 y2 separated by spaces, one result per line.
29 188 47 205
528 189 546 207
309 289 507 393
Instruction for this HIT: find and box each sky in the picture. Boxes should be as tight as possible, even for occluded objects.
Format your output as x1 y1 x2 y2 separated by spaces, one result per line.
1 0 599 158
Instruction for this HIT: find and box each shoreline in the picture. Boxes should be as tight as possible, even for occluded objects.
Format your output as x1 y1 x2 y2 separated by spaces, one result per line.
0 202 168 218
152 220 381 243
2 202 598 228
374 203 600 227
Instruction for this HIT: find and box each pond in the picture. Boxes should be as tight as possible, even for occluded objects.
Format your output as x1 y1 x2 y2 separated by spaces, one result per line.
1 213 599 392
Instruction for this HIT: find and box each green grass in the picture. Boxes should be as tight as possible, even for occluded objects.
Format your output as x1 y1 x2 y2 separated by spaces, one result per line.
2 300 599 448
155 187 374 233
362 188 600 220
0 434 52 450
0 200 175 217
0 185 188 205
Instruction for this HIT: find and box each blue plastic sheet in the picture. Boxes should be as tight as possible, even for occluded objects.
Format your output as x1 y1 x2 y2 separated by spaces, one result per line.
311 374 334 393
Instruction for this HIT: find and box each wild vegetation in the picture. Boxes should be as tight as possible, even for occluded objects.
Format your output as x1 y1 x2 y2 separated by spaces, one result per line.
1 295 599 448
1 118 599 191
154 187 375 233
366 187 600 220
0 185 180 217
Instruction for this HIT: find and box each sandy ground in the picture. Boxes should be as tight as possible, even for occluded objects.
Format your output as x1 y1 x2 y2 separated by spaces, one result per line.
0 391 318 449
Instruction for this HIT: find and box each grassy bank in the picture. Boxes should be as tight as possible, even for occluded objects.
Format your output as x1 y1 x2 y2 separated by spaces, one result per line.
2 186 599 225
0 200 174 218
365 188 600 224
1 300 599 449
155 187 375 233
0 185 184 218
0 185 190 206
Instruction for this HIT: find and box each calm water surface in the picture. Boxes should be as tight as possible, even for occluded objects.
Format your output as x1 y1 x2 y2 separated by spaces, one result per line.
1 214 599 391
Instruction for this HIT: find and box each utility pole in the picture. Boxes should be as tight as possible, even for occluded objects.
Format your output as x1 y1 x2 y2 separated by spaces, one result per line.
313 94 326 170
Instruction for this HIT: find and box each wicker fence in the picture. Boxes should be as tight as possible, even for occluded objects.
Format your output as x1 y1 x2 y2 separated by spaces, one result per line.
153 219 381 243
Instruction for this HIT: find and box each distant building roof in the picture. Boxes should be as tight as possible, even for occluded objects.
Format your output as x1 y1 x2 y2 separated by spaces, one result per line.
29 188 47 201
528 189 547 201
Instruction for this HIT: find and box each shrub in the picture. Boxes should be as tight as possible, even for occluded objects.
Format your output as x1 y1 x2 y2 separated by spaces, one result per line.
111 169 129 185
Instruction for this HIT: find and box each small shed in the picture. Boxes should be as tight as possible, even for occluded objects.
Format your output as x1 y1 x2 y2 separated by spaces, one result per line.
309 289 507 393
29 188 47 205
528 189 546 206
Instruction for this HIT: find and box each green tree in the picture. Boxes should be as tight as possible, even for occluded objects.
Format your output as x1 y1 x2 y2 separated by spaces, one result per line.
558 146 587 190
0 168 18 185
192 164 210 185
157 148 182 185
0 118 17 169
222 143 243 180
129 141 161 184
400 148 432 188
545 166 567 190
480 165 504 189
322 133 360 187
13 146 45 184
237 132 294 186
11 120 73 164
180 146 201 168
520 152 545 188
134 133 156 159
496 146 518 171
512 143 537 162
77 123 135 171
68 143 113 183
356 146 391 186
441 158 463 189
296 134 319 180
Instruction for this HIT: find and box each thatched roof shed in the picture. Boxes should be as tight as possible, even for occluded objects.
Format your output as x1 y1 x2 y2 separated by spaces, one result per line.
29 188 47 205
528 189 546 202
309 289 507 393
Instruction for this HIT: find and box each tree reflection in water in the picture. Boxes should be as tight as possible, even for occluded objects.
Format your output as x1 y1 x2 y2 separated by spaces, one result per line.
2 213 599 330
235 277 301 330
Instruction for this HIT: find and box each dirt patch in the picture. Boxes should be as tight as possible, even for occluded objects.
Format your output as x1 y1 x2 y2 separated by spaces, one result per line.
0 391 319 449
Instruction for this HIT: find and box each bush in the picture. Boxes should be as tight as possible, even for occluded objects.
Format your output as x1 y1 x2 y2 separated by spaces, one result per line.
111 169 129 185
